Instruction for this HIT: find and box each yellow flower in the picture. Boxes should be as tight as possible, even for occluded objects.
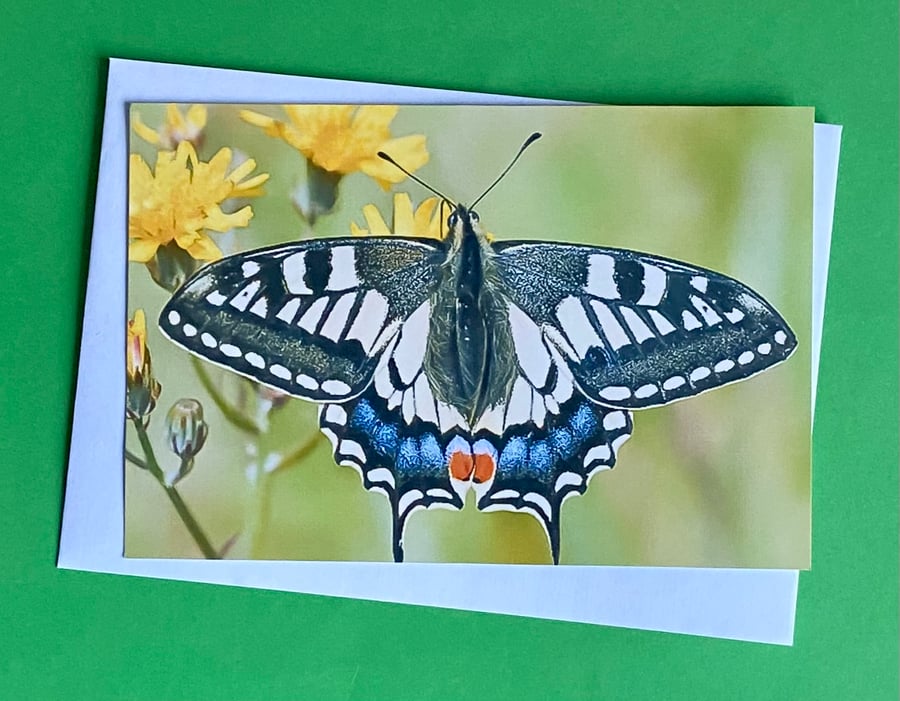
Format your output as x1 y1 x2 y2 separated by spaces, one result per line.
129 141 269 263
126 309 162 421
240 105 428 189
351 193 449 240
132 104 207 150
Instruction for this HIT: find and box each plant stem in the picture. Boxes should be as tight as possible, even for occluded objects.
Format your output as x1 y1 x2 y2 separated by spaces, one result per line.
130 418 220 560
269 431 322 474
161 485 219 559
190 356 261 436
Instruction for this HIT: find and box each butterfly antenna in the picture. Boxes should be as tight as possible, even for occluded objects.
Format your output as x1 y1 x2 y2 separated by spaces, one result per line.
377 151 455 207
470 132 542 209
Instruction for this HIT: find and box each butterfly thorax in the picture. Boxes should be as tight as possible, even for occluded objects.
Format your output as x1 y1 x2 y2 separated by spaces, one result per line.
423 206 517 424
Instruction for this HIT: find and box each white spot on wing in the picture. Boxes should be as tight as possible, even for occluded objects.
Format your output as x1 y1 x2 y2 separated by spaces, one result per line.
523 493 552 519
774 330 788 345
367 467 395 488
402 389 415 424
276 298 301 324
584 444 611 466
249 297 268 318
326 246 360 291
282 252 313 294
324 404 347 426
437 402 466 433
758 343 772 355
647 309 676 335
322 379 352 396
663 376 686 390
555 296 603 360
690 366 711 382
167 310 181 325
242 261 260 278
690 275 708 293
345 289 389 354
219 343 241 358
507 304 551 385
183 324 197 337
690 295 722 326
530 389 546 429
269 364 291 380
738 351 754 365
413 374 439 426
206 290 227 306
681 310 702 331
590 300 630 349
714 359 735 373
636 263 666 306
392 303 430 384
245 352 264 368
340 439 366 462
599 386 631 401
297 297 329 333
603 411 627 430
635 383 658 399
398 489 423 517
554 472 582 491
230 280 261 312
585 254 619 299
725 308 745 324
296 373 318 390
319 292 356 341
619 307 654 343
201 332 216 348
505 377 532 427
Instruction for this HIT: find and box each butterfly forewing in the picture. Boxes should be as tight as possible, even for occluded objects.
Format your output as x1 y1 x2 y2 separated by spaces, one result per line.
493 242 797 409
160 237 444 401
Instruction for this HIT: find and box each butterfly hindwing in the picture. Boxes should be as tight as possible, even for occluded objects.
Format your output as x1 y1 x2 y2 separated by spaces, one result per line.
493 242 797 409
319 365 466 563
475 393 633 564
160 237 444 401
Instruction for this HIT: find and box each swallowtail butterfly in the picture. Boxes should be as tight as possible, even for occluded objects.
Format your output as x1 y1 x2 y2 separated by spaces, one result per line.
159 135 796 564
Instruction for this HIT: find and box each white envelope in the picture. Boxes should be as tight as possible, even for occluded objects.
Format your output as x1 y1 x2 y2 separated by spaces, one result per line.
58 58 842 646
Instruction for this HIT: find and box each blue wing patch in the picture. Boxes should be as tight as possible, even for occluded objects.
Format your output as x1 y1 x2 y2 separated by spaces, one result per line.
319 366 633 563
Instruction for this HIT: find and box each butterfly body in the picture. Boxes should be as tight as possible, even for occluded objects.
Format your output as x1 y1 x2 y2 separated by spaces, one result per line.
160 202 796 564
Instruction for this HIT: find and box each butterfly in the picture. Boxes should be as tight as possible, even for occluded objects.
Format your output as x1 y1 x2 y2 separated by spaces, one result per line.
158 136 796 564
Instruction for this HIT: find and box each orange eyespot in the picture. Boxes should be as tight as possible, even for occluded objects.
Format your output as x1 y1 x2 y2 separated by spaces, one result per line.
448 451 475 481
472 452 496 484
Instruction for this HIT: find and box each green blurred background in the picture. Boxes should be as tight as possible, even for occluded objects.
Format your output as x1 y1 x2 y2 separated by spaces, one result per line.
127 105 812 567
2 1 897 698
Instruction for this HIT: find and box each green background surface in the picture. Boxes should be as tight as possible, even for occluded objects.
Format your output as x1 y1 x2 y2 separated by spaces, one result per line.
1 2 896 699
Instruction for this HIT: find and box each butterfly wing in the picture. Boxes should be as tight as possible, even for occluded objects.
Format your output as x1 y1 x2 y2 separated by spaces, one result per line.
160 237 444 401
492 242 797 409
474 394 633 565
318 298 470 562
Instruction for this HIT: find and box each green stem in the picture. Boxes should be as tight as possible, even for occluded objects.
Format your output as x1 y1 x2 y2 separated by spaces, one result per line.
190 356 261 436
130 418 220 560
162 485 219 560
125 449 148 470
269 431 322 474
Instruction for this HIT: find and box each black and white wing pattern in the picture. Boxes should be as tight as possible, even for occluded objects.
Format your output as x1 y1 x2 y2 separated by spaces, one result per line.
493 242 797 409
160 237 443 401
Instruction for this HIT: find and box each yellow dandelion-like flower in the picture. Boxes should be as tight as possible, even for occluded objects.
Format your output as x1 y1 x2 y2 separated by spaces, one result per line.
240 105 428 189
132 104 208 150
128 141 269 263
351 193 449 240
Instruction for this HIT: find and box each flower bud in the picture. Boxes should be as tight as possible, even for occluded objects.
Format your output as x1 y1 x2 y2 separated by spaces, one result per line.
126 309 162 421
146 241 204 293
165 399 209 476
291 161 343 225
